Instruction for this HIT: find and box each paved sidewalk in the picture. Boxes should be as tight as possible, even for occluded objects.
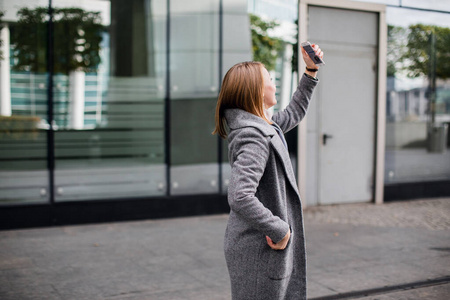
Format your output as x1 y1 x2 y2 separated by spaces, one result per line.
0 198 449 299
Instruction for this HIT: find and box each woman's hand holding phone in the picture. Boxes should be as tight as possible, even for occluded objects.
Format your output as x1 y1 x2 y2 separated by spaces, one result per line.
301 42 324 69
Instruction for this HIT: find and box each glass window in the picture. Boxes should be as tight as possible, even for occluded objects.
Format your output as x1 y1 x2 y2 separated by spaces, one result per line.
169 0 220 195
52 0 167 201
220 0 253 194
248 0 299 175
0 2 50 204
350 0 400 5
220 0 300 194
385 7 450 184
402 0 450 12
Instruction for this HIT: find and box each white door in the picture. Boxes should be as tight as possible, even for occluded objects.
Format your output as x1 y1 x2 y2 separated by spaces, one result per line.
306 6 378 205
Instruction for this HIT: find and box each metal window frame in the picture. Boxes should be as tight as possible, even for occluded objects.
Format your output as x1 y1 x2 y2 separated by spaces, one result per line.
218 0 224 194
165 0 171 196
47 0 55 210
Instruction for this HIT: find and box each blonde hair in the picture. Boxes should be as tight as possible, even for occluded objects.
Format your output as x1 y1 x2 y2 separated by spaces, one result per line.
212 61 271 138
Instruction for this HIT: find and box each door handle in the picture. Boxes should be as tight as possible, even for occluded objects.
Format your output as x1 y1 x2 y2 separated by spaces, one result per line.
323 133 333 145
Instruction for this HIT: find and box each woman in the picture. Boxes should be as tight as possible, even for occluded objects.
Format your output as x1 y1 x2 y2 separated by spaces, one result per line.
213 44 323 299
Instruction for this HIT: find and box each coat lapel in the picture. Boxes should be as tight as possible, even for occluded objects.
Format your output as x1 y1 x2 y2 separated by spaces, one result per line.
224 109 300 196
269 134 300 195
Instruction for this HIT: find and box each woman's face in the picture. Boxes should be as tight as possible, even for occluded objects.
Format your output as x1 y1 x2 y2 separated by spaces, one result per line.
262 67 277 109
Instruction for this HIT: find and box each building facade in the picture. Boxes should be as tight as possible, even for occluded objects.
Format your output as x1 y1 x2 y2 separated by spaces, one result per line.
0 0 449 229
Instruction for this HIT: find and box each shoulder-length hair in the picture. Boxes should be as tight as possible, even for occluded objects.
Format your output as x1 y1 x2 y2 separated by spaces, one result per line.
212 61 271 139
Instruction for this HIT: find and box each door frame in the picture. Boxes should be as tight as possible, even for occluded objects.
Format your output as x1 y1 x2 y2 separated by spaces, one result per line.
297 0 387 205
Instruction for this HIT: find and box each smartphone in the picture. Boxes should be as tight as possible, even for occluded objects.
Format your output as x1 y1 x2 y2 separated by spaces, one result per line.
301 42 325 66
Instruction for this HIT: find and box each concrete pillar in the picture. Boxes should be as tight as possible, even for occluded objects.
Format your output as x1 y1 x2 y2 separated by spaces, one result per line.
69 70 86 129
0 24 11 116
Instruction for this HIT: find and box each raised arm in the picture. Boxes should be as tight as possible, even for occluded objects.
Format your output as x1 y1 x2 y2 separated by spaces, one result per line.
272 43 323 133
272 74 318 133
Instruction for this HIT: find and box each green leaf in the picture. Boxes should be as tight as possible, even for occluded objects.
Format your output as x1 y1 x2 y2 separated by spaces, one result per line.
391 24 450 79
249 13 283 71
11 7 105 74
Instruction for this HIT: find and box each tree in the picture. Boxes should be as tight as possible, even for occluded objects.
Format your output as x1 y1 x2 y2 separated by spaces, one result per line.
387 25 408 77
386 24 450 79
249 13 283 71
402 24 450 79
387 24 450 133
11 7 104 74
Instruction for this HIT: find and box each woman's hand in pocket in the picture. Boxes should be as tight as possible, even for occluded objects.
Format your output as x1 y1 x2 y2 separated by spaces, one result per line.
266 229 291 250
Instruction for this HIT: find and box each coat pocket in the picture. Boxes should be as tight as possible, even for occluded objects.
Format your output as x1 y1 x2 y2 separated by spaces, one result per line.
266 231 294 280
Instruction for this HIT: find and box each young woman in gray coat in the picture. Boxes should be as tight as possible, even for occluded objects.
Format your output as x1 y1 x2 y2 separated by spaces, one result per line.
213 44 323 299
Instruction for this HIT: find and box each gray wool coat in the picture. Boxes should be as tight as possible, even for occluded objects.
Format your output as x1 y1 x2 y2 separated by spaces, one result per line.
224 74 318 300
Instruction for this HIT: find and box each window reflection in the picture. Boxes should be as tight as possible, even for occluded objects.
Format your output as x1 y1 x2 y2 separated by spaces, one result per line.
169 0 220 195
248 0 299 175
0 4 50 204
51 0 167 201
385 12 450 184
221 1 299 194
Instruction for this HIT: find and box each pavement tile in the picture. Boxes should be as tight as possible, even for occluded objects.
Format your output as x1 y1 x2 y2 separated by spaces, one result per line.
147 286 231 300
0 256 34 270
109 286 230 300
95 276 142 299
0 284 61 300
185 266 231 289
309 266 393 294
306 278 337 298
127 269 206 295
134 252 204 271
361 261 440 284
53 278 105 300
351 282 450 300
408 255 450 278
3 269 62 300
